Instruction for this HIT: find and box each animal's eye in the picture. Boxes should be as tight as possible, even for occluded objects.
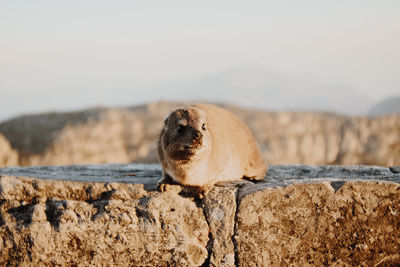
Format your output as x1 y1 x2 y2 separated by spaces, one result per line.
202 123 206 131
177 125 184 134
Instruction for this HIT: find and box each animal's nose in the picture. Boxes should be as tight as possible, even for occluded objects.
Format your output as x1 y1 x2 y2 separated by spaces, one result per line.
193 130 202 140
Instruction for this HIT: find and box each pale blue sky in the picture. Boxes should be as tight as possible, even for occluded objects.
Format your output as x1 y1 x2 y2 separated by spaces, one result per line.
1 1 399 120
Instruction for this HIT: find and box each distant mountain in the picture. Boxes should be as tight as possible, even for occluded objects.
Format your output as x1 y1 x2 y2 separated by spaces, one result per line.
167 66 373 115
369 95 400 116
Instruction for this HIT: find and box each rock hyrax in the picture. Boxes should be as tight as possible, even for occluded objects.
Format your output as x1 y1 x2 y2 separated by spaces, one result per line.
157 103 267 197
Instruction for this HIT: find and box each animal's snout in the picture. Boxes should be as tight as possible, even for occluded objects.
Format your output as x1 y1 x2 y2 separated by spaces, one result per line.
193 130 202 140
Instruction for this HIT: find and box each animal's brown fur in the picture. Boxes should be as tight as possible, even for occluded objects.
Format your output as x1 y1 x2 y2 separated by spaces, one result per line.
157 103 267 198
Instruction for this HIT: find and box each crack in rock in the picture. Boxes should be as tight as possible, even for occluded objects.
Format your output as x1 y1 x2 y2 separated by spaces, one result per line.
45 199 67 231
7 198 38 226
86 189 116 221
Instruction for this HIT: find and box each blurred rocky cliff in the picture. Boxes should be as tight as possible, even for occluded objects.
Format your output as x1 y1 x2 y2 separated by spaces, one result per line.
0 102 399 167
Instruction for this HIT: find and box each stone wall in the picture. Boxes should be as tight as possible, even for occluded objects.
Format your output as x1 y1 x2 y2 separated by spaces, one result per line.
0 164 399 266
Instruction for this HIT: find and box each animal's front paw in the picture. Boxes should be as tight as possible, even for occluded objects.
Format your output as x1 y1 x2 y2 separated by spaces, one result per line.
191 184 213 199
157 177 181 193
157 181 168 192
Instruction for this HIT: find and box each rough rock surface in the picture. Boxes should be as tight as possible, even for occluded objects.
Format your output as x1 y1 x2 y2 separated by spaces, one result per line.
0 164 399 266
0 133 18 167
1 102 399 167
237 182 400 266
202 187 237 267
0 165 208 266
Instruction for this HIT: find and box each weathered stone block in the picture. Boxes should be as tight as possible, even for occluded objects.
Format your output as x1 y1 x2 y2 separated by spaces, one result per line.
0 169 209 266
202 186 237 267
236 165 400 266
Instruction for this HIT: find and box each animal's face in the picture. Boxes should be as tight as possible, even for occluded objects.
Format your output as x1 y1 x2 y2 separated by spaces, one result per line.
161 107 210 161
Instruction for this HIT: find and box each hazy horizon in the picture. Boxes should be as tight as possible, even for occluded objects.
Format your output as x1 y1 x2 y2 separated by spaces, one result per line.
1 1 399 121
